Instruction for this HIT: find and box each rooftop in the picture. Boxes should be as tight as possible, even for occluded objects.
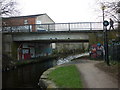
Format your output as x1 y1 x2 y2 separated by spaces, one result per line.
2 13 46 19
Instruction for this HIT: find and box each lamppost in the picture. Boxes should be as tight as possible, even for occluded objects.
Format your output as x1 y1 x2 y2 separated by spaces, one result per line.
101 4 110 66
101 4 106 25
101 4 106 61
103 20 110 66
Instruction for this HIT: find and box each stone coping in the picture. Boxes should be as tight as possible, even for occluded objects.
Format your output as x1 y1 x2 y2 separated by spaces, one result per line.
38 66 62 88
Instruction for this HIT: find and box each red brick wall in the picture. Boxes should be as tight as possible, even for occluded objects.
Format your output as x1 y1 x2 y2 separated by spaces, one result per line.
3 17 36 32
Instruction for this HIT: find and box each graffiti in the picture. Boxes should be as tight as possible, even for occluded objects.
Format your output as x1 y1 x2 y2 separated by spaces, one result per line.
89 43 104 59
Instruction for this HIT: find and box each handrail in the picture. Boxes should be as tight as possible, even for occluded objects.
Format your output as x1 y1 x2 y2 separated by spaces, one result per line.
2 22 119 32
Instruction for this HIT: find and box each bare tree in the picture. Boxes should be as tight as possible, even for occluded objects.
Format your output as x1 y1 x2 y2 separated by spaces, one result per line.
0 0 20 16
96 0 120 22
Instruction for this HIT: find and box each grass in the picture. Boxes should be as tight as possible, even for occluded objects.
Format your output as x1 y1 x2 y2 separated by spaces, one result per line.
48 65 83 88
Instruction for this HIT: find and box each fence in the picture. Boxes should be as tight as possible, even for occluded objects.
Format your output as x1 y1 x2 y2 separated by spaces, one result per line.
2 22 104 32
2 22 119 33
109 41 120 61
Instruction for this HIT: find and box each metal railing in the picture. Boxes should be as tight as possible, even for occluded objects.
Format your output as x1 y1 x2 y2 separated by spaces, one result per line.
2 22 119 32
109 41 120 61
55 22 103 31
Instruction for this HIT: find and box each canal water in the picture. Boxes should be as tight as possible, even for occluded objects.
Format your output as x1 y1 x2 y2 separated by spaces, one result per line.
2 59 57 88
2 53 89 88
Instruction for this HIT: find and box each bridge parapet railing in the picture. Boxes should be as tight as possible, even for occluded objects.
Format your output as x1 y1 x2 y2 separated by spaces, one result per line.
55 22 103 31
2 25 31 32
2 22 119 32
35 24 55 31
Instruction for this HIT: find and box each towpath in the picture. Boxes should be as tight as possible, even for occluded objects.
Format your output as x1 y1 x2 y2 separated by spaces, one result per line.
75 60 118 88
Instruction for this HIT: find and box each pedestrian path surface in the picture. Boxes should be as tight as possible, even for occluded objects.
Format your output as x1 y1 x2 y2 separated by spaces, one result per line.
76 60 118 88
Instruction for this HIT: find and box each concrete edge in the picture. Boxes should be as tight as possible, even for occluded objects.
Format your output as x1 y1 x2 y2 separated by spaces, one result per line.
38 66 61 88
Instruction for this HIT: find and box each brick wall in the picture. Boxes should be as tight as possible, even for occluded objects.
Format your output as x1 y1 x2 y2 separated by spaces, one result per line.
3 17 36 31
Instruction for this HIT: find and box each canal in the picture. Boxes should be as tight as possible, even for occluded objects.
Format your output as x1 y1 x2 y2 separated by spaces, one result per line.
2 53 88 88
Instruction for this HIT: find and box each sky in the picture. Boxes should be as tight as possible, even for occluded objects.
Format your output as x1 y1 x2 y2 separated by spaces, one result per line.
16 0 117 23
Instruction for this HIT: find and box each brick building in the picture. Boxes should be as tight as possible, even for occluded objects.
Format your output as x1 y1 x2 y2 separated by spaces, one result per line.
2 13 55 32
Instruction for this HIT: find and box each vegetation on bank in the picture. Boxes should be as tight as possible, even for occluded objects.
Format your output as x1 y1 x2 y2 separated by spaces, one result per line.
2 48 86 71
48 65 83 88
15 56 57 66
2 54 58 71
52 49 87 60
2 43 87 71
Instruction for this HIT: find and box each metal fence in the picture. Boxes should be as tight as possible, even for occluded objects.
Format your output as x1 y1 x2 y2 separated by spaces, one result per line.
55 22 103 31
108 41 120 61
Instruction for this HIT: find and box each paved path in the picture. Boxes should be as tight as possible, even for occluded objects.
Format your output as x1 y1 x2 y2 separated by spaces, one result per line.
76 60 118 88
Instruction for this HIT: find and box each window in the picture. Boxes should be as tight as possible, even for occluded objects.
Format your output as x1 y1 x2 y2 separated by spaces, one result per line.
36 20 41 24
24 20 28 24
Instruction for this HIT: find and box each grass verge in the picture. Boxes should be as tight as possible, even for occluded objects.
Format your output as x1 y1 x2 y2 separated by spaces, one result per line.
48 65 83 88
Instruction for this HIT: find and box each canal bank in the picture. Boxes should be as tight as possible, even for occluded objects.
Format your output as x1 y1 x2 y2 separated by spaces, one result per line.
38 53 89 88
39 59 119 88
2 52 88 72
2 54 59 88
39 64 83 88
2 58 57 88
2 55 58 72
2 53 89 88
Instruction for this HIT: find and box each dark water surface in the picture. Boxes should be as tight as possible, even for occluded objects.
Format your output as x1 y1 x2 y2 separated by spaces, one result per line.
2 59 57 88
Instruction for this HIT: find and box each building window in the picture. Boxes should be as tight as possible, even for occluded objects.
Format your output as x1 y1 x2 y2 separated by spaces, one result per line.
36 20 41 24
3 22 6 26
24 20 28 24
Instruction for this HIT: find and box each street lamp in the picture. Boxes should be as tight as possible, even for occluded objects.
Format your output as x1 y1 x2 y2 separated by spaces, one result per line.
103 20 110 66
101 4 107 63
101 4 106 30
101 4 106 22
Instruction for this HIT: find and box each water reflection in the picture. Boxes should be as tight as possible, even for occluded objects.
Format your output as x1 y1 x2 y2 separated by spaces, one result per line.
2 59 57 88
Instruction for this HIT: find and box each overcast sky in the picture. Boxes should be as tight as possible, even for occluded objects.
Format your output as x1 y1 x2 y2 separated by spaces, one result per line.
16 0 117 23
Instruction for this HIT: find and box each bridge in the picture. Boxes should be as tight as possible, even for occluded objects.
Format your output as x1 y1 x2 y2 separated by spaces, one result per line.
2 22 119 60
2 22 119 42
